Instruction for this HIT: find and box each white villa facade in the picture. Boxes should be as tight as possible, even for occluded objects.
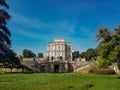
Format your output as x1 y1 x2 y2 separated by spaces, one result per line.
21 38 75 73
47 38 72 61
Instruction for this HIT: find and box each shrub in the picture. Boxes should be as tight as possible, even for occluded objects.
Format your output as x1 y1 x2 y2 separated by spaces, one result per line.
89 68 115 75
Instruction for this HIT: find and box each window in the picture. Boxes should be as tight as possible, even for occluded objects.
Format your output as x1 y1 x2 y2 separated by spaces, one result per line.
58 46 60 50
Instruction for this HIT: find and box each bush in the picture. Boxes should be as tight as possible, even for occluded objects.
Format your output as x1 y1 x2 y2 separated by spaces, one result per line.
89 68 115 75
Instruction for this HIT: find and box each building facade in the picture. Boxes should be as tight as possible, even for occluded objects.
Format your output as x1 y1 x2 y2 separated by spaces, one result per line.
47 38 72 61
21 38 75 73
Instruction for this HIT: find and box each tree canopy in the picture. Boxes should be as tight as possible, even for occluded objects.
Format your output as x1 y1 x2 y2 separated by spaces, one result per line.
80 48 98 61
23 49 36 58
96 25 120 68
38 52 44 58
72 51 80 60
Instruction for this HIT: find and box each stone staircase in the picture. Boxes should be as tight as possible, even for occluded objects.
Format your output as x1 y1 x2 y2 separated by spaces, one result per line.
21 61 40 72
75 61 94 73
21 60 94 73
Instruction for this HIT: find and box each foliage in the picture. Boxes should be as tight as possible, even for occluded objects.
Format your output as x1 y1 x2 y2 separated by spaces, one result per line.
96 27 111 42
80 48 98 61
96 25 120 68
0 47 21 68
0 0 11 47
72 51 79 60
97 58 111 68
115 25 120 34
0 0 9 8
109 46 120 63
23 49 36 58
89 68 115 75
0 0 21 68
38 52 44 58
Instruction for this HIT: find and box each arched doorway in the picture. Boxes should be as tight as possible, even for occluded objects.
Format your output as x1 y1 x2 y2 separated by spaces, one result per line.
47 64 51 72
41 65 45 72
54 64 59 73
62 64 66 72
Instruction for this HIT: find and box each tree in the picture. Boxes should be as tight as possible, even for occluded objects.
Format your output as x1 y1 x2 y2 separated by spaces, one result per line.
86 49 98 60
109 46 120 63
0 0 9 8
23 49 36 58
0 47 20 67
108 25 120 67
0 0 11 48
38 52 44 58
96 27 111 42
80 49 98 61
72 51 80 60
96 25 120 68
115 25 120 34
0 0 21 68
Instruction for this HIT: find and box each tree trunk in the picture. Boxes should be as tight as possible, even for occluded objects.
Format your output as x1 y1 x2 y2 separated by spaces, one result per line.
113 63 120 73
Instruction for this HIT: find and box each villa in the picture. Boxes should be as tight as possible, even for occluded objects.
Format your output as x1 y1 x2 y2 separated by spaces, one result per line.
39 38 75 73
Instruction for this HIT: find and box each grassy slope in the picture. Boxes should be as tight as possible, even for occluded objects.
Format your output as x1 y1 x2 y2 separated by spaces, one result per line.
0 73 120 90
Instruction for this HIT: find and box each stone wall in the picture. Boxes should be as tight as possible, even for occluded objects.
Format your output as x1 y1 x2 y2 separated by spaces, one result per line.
0 68 22 72
39 61 75 73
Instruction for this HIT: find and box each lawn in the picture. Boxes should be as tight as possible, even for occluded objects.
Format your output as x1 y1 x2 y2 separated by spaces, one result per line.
0 73 120 90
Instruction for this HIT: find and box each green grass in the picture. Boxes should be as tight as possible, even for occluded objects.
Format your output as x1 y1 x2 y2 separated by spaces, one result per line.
0 73 120 90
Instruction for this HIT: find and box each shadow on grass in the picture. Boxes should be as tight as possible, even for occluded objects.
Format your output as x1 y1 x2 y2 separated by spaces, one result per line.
116 76 120 79
67 85 74 89
82 83 94 90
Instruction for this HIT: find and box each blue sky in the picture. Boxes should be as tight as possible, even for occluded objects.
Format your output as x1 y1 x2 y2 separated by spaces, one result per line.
6 0 120 55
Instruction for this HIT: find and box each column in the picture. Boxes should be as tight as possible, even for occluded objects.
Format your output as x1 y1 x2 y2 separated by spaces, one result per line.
51 64 54 73
65 63 68 72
